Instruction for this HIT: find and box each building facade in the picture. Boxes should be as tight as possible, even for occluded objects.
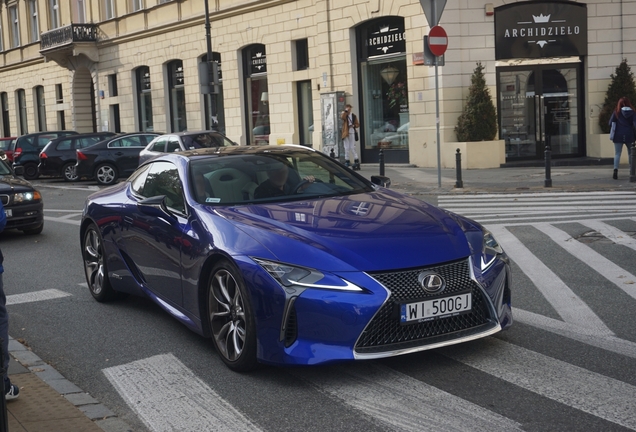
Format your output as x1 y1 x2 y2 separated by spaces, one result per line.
0 0 633 168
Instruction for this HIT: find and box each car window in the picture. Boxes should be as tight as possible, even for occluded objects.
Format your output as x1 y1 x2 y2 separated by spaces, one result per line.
129 164 151 194
121 136 144 147
150 137 167 152
0 139 13 151
56 138 74 151
166 138 181 153
79 136 102 148
139 161 185 213
182 133 235 149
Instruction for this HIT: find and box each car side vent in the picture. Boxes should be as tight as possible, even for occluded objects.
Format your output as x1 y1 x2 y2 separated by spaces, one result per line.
120 250 147 285
284 305 298 348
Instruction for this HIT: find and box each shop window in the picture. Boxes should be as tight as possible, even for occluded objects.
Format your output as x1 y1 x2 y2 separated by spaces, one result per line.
16 89 28 135
136 66 154 131
243 44 269 145
35 86 46 132
167 60 187 132
1 93 10 137
293 39 309 71
200 53 225 133
297 80 313 146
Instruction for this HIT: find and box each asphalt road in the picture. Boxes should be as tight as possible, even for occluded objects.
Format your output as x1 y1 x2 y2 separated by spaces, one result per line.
2 179 636 432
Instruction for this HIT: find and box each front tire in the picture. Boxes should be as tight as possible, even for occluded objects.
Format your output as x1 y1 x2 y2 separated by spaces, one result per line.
63 162 79 182
208 260 258 372
83 224 116 302
95 164 118 186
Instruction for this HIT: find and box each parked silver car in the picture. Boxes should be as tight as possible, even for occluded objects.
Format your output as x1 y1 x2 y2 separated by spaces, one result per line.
138 131 236 164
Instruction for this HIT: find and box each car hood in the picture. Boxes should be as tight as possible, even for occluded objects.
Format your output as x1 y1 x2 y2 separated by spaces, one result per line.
214 189 472 272
0 175 34 192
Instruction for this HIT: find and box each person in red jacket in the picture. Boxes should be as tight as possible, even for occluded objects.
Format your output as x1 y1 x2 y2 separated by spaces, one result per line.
608 97 636 179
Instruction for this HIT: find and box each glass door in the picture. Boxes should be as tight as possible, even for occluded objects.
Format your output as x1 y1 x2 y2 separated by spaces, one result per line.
498 64 583 161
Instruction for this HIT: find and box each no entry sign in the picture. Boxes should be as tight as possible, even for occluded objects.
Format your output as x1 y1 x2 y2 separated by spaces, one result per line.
428 25 448 56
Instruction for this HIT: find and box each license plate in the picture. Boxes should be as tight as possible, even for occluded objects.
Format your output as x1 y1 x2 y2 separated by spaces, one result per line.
4 209 11 218
400 292 472 324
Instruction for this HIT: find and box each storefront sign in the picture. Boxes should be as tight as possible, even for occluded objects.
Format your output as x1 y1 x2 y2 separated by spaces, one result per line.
249 45 267 76
366 19 406 59
495 1 587 60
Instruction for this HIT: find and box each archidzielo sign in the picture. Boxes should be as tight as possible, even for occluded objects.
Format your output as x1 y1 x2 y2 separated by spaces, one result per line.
494 1 587 60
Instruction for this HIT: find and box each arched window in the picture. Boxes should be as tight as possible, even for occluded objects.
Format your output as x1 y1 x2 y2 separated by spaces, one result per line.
167 60 186 132
136 66 154 131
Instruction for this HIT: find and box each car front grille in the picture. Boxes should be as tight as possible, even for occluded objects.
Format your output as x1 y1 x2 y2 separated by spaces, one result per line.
0 195 9 205
355 259 493 354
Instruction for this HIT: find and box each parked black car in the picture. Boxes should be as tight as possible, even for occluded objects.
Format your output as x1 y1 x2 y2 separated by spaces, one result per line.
11 131 79 180
0 153 43 234
76 132 161 185
38 132 117 181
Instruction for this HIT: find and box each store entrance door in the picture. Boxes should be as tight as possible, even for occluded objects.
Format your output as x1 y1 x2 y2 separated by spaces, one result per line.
498 63 584 161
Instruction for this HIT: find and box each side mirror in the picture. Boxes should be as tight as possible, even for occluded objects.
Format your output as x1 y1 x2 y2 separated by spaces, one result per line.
137 195 177 223
370 175 391 188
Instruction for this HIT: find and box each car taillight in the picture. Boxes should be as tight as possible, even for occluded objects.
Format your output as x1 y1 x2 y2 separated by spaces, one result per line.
5 151 13 161
76 151 88 160
14 147 22 158
40 152 48 159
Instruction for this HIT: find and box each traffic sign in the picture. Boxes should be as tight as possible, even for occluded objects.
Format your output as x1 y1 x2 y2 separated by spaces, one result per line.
428 26 448 56
419 0 447 27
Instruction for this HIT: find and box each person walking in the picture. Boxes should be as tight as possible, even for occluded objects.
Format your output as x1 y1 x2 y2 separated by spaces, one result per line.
0 200 18 400
340 104 360 170
608 97 636 179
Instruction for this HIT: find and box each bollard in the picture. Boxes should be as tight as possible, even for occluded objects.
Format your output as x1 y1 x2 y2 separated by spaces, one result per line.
455 148 463 188
329 148 335 159
544 145 552 188
379 148 385 176
631 142 636 183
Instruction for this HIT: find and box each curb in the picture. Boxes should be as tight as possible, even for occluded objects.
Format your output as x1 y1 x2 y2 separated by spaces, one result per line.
8 337 133 432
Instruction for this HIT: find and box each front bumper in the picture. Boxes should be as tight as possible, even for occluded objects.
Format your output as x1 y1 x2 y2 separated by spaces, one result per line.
4 201 44 231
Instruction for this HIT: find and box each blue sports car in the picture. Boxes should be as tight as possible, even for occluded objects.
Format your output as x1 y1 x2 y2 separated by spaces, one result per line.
80 145 512 371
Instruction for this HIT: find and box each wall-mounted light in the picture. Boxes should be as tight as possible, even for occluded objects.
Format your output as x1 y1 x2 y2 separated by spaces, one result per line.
261 92 269 104
485 3 494 16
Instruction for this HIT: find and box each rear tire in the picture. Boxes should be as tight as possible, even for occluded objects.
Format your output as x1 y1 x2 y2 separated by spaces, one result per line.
63 162 78 182
82 224 116 302
95 164 118 186
23 163 39 180
208 260 258 372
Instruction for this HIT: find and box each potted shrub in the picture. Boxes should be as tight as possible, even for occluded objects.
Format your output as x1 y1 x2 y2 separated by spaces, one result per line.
598 59 636 133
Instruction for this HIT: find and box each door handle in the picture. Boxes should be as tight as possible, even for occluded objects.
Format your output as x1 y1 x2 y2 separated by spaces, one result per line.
115 152 124 156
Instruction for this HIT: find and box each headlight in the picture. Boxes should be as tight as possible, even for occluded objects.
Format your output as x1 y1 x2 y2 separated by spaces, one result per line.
13 191 41 203
254 258 363 292
481 230 503 271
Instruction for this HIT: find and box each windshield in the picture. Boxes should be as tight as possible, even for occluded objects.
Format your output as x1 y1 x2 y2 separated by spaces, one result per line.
182 133 235 150
189 150 373 205
0 158 12 175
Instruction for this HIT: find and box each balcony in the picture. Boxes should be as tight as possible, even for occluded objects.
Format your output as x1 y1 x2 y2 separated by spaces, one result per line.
39 24 99 67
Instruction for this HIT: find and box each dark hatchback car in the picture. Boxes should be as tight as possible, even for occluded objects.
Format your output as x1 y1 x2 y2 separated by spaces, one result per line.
76 132 160 185
11 131 78 180
0 153 43 234
38 132 117 181
138 130 236 165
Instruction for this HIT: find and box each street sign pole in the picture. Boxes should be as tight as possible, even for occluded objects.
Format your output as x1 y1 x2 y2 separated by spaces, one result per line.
432 1 441 188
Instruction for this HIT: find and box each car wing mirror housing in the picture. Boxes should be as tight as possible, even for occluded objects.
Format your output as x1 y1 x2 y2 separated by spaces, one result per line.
370 175 391 188
137 195 177 222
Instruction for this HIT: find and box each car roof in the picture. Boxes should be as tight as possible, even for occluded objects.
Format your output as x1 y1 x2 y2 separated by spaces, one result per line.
48 132 116 142
163 144 316 161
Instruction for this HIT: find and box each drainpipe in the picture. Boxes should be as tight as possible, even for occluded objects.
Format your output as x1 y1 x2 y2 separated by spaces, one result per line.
326 0 334 91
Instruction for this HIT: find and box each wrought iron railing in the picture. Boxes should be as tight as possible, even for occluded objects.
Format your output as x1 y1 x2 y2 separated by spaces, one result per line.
40 24 98 50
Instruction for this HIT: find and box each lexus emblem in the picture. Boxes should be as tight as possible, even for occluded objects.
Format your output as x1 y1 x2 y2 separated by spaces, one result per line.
418 272 445 294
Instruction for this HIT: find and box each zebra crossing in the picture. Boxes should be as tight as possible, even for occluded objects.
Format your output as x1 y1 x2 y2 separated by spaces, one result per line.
93 192 636 431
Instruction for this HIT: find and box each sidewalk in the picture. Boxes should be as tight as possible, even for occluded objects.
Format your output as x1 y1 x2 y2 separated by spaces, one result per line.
357 163 636 197
6 338 130 432
3 162 635 432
